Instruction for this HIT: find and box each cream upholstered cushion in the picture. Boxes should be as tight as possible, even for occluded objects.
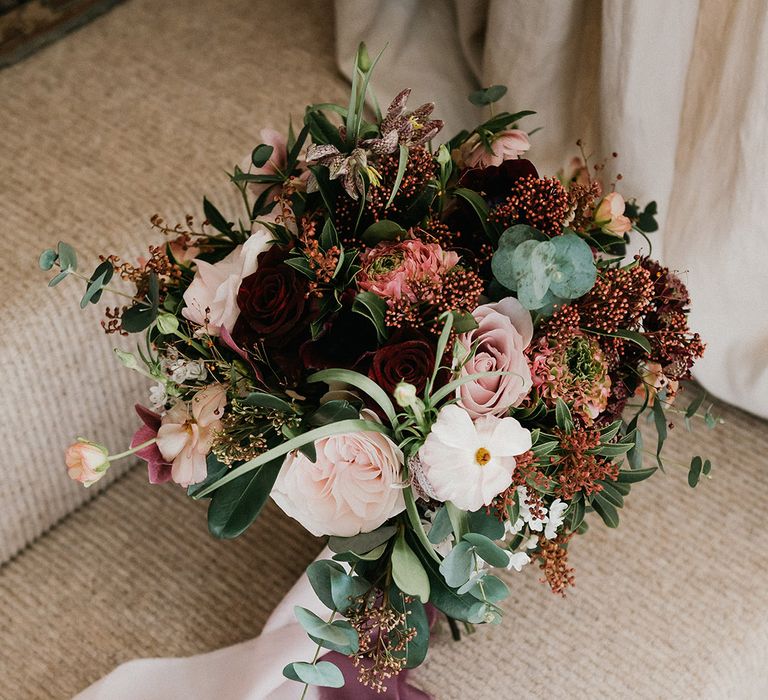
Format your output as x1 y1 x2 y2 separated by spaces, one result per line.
0 0 347 563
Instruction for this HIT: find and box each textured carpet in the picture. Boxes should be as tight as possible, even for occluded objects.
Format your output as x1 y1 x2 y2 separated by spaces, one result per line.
1 390 767 699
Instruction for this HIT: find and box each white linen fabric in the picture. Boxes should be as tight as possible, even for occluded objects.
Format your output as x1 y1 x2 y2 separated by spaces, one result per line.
336 0 768 419
74 549 334 700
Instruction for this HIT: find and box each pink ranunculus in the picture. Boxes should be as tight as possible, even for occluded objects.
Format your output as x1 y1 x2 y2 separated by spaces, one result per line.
181 228 272 336
271 412 406 537
358 239 460 304
461 129 530 169
131 404 172 484
594 192 632 235
457 296 534 418
156 384 227 487
65 439 110 486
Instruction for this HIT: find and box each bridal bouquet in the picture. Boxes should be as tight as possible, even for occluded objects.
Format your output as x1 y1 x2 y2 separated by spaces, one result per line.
42 45 716 694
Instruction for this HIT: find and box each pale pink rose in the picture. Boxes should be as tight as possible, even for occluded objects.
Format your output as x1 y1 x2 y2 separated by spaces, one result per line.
594 192 632 235
457 296 534 418
182 228 272 335
417 404 532 511
271 413 406 537
358 239 460 303
65 440 110 487
461 129 530 169
156 384 227 487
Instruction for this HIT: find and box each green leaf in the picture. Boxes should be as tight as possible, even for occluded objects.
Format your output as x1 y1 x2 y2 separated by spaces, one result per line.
328 525 397 555
187 453 229 498
203 197 235 239
427 506 453 544
462 533 510 568
57 241 77 271
688 456 703 488
468 574 509 603
600 420 624 442
207 459 282 538
38 248 57 271
652 397 668 468
439 540 474 587
549 233 597 298
120 302 157 333
332 542 387 562
390 586 430 668
403 486 441 563
468 85 508 106
555 398 574 433
685 391 706 418
306 400 360 428
616 467 657 483
305 109 345 150
307 620 360 654
294 606 358 651
360 219 407 246
450 309 479 333
466 509 505 540
703 458 712 475
244 392 295 413
592 441 634 457
307 369 397 426
589 328 652 354
453 187 499 244
306 559 345 610
385 144 409 208
351 290 388 343
392 532 430 603
283 660 344 688
597 481 624 508
80 261 114 308
251 144 274 168
592 494 620 528
47 269 71 287
329 569 369 612
478 109 536 133
568 497 586 530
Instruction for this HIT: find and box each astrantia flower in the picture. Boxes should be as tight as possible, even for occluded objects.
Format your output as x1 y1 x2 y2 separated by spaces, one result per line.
418 404 532 511
529 334 611 422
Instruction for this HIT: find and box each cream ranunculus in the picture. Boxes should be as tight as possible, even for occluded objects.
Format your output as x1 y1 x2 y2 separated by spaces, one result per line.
457 296 534 418
181 228 272 336
418 404 532 512
271 416 406 537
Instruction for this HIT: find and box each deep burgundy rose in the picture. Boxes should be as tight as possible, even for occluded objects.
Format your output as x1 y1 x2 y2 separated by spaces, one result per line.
458 158 538 203
368 332 435 396
234 246 309 345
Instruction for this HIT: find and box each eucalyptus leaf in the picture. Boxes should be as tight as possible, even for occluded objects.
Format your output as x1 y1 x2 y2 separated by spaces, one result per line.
391 532 430 603
38 248 57 271
306 559 345 610
57 241 77 271
328 524 397 554
282 660 344 688
439 540 474 587
462 533 510 568
251 143 275 168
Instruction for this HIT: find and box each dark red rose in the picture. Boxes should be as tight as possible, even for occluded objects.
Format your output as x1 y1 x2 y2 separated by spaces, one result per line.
368 332 435 396
458 158 539 204
234 246 309 345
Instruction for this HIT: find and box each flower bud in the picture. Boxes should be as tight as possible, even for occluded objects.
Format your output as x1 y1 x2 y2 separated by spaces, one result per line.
393 381 418 408
156 313 179 335
65 439 110 487
114 349 139 370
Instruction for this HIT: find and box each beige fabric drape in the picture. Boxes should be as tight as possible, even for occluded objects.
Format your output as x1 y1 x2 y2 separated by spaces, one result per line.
336 0 768 418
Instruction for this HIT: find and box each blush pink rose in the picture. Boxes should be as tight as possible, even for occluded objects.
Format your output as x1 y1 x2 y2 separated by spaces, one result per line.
457 297 534 418
461 129 530 169
271 413 406 537
594 192 632 235
182 228 272 336
156 384 227 487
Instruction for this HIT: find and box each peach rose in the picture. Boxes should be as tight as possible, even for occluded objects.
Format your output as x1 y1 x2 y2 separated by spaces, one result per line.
65 439 110 487
457 297 533 418
594 192 632 235
156 384 227 487
271 413 406 537
182 229 272 336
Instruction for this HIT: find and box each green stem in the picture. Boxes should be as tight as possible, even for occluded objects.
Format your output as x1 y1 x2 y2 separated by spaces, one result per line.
109 438 157 462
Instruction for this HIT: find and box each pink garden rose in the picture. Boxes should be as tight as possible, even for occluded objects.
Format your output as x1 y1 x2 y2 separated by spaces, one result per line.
65 439 109 486
358 239 460 303
457 296 533 418
594 192 632 235
460 129 530 169
156 384 227 487
271 413 406 537
182 228 271 336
